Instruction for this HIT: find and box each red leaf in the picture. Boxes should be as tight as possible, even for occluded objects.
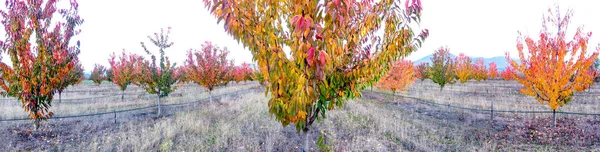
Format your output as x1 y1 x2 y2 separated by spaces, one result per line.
307 47 315 66
319 50 328 66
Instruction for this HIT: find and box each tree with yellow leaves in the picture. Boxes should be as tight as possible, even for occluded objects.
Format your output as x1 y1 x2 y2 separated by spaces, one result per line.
203 0 429 138
506 6 599 126
453 53 472 83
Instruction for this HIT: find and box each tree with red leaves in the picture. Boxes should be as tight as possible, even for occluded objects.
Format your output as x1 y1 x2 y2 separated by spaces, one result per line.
233 62 254 83
185 41 233 102
501 63 517 81
415 62 429 82
0 0 83 127
91 64 107 86
109 50 143 100
471 58 487 81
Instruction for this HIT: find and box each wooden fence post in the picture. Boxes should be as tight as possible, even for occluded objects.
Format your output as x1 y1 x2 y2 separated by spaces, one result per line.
114 110 117 124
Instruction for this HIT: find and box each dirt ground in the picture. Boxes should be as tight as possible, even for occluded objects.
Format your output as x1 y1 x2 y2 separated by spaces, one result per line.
1 81 599 151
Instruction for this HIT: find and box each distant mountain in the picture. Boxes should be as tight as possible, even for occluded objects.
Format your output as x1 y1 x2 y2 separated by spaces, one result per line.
412 54 518 70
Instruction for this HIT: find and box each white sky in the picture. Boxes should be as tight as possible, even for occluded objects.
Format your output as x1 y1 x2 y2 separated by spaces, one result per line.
2 0 600 72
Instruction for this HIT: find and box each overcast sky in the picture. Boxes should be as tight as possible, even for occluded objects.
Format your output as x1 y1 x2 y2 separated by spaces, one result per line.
3 0 600 72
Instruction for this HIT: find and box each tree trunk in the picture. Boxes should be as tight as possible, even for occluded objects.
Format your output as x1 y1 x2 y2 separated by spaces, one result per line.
121 90 125 100
552 110 556 127
393 92 397 105
209 90 213 102
58 91 62 103
303 129 311 152
157 90 161 117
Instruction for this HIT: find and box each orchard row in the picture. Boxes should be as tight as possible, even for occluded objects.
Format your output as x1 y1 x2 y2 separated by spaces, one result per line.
1 0 599 132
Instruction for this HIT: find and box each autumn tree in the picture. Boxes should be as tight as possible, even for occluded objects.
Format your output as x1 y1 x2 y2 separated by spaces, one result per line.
593 58 600 82
377 59 415 104
106 67 114 82
185 41 233 102
453 53 472 83
429 47 455 90
471 58 487 81
500 63 516 81
415 62 429 82
55 62 84 103
203 0 428 136
506 7 599 126
109 50 143 100
488 62 498 79
175 65 190 85
0 0 83 127
137 27 180 117
91 64 106 86
233 62 254 83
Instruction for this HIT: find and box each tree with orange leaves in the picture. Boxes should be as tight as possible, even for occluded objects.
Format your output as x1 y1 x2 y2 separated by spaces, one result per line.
0 0 83 127
185 41 233 102
471 58 487 81
109 50 143 100
453 53 472 83
506 7 599 126
56 62 84 103
377 59 415 104
500 63 516 81
488 62 498 79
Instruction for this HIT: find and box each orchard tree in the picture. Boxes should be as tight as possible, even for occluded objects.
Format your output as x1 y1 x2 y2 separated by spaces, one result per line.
472 58 487 81
185 41 233 102
488 62 498 79
175 65 190 85
500 63 516 81
377 59 415 104
429 47 455 90
415 62 429 82
241 63 254 82
137 27 180 117
453 53 472 83
109 50 143 100
56 61 84 103
203 0 429 135
91 64 106 86
232 65 246 83
106 67 114 82
0 0 83 127
506 7 599 126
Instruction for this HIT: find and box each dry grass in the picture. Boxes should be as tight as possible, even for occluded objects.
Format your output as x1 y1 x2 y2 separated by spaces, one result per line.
393 79 600 116
0 82 257 119
1 80 599 151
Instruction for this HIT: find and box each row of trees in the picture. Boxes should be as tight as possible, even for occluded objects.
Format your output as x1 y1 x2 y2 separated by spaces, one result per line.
0 0 254 127
90 39 256 105
409 48 504 91
376 6 599 127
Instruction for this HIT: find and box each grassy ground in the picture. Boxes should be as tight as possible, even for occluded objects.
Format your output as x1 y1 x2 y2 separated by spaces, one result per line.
1 80 599 151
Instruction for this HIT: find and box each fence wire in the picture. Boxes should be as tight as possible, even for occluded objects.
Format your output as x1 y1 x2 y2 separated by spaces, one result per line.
0 88 257 122
368 90 600 117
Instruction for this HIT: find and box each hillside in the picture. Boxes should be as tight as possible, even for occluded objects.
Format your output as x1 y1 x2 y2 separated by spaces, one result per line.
412 54 518 70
